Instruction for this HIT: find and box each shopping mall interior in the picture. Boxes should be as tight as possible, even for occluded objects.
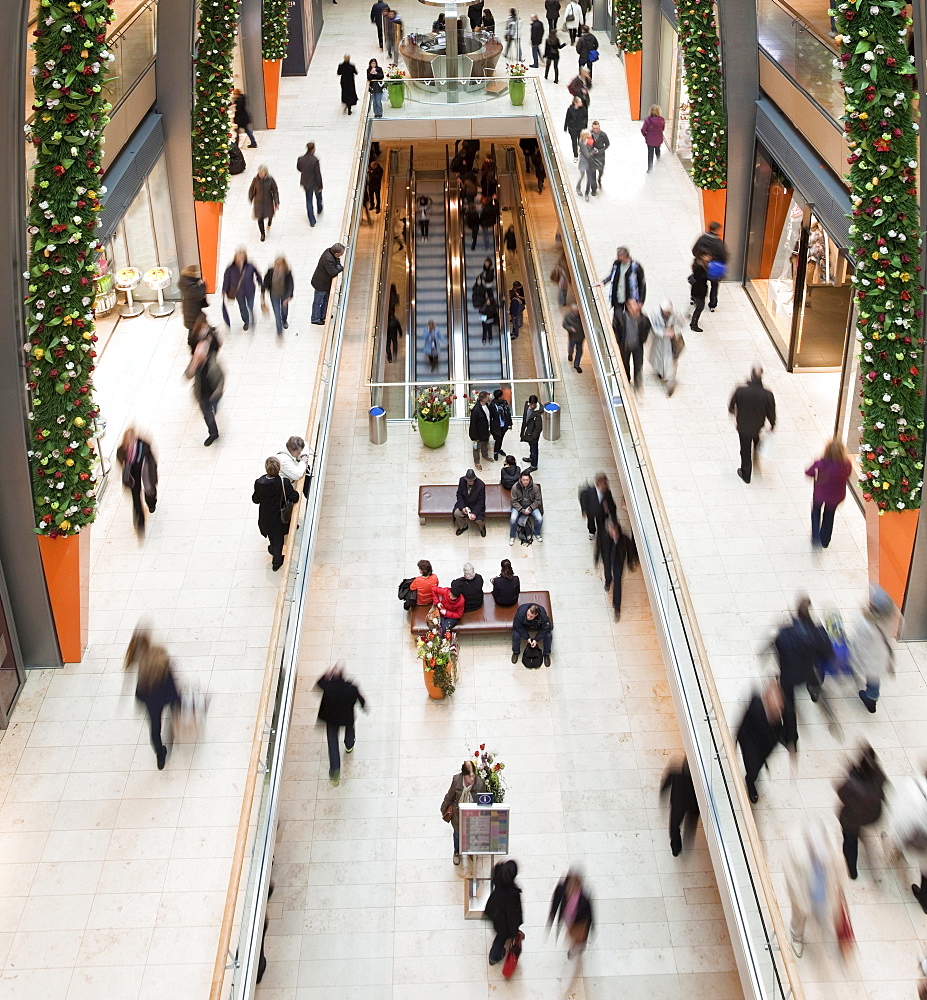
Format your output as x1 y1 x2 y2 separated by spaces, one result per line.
0 1 927 999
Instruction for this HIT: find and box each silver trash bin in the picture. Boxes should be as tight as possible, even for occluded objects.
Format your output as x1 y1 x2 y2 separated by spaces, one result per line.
542 402 561 442
368 406 387 445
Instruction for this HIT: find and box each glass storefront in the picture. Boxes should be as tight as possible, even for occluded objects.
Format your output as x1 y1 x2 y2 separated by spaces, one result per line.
656 16 693 176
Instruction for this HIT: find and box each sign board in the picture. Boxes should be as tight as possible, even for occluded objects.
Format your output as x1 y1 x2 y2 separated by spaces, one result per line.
459 803 510 855
476 792 493 806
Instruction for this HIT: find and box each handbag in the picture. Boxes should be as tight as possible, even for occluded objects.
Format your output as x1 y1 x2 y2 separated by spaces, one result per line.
671 331 686 358
279 477 295 525
121 464 135 488
502 931 524 979
587 48 599 62
426 604 441 629
522 642 544 669
707 259 727 281
835 893 854 955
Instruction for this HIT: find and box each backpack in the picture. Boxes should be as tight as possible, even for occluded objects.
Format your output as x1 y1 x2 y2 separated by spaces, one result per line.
587 48 599 62
707 260 727 281
229 143 246 176
522 642 543 669
516 512 534 545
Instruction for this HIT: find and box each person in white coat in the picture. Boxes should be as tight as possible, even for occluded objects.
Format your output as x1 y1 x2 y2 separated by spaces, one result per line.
885 771 927 912
276 435 310 483
850 585 896 713
562 0 582 41
784 817 847 957
648 300 685 396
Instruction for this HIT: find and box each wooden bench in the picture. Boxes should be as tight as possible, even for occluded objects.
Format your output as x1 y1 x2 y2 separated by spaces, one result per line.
410 591 553 635
418 483 541 524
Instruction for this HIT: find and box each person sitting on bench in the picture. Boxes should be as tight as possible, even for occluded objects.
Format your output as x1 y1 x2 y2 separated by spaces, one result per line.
453 468 487 536
509 472 543 545
512 602 553 666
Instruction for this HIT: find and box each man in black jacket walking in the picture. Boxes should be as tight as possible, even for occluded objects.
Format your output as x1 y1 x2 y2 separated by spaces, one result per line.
454 468 487 536
316 662 366 785
310 243 345 325
529 14 544 66
576 24 598 76
296 142 324 226
728 366 776 483
370 0 389 47
520 395 543 472
692 220 728 312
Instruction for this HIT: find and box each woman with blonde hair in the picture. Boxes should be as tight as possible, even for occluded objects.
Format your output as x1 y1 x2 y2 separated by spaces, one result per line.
805 438 852 548
640 103 666 172
261 256 294 335
337 54 358 114
134 638 180 770
252 456 299 571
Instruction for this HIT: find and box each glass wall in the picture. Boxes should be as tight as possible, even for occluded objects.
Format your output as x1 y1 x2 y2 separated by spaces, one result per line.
656 15 692 177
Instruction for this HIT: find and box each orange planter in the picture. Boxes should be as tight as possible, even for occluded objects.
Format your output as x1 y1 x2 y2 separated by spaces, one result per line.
262 59 282 130
194 200 223 294
623 50 642 121
38 531 90 663
865 506 919 610
423 664 445 700
699 188 727 237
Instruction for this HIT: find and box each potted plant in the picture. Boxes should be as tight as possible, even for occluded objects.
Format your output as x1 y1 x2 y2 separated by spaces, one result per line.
506 62 528 106
386 65 407 108
417 629 458 700
470 744 506 801
415 384 455 448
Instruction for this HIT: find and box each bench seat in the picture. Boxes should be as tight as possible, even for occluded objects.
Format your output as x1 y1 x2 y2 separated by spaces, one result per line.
410 591 553 635
418 484 511 524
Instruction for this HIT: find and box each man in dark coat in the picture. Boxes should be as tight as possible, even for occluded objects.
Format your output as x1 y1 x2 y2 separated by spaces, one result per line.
190 346 225 446
454 469 487 536
364 159 384 213
370 0 389 47
232 89 257 147
484 860 523 965
728 366 776 484
310 243 345 325
116 428 158 533
178 265 208 331
579 472 616 538
489 388 513 459
469 390 493 469
316 663 366 785
736 680 784 803
296 142 324 226
478 196 499 251
529 14 544 67
451 562 485 612
614 298 651 389
512 602 553 665
544 0 560 32
692 221 729 311
520 395 543 471
660 758 700 857
836 743 886 879
575 24 598 75
773 596 832 751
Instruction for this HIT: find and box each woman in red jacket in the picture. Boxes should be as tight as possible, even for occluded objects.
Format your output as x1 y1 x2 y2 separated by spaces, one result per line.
805 438 852 549
433 584 465 634
641 104 666 173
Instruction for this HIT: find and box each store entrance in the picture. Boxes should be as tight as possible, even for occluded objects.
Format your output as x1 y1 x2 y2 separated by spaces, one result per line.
745 145 854 372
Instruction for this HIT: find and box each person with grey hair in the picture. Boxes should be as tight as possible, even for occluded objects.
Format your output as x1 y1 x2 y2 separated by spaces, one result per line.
851 586 897 713
276 436 309 483
648 300 685 397
452 562 485 612
310 243 346 325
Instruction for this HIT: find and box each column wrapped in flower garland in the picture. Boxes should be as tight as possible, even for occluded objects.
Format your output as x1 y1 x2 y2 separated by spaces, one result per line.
24 0 116 538
261 0 288 129
676 0 727 227
613 0 643 119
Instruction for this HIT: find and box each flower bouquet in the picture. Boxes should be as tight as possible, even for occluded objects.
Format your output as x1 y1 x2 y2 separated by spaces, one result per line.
386 64 408 80
506 62 528 77
506 62 528 105
386 65 407 107
415 385 455 421
471 744 506 801
416 629 458 698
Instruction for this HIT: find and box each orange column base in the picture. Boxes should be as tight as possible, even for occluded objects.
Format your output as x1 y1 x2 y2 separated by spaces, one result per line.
865 505 919 610
38 531 90 664
262 59 282 130
194 200 224 294
623 50 642 121
699 188 727 237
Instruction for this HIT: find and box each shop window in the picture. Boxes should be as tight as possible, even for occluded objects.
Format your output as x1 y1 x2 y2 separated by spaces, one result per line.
657 16 692 179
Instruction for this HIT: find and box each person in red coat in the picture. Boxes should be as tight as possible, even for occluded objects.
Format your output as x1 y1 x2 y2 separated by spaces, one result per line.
433 585 465 634
641 104 666 172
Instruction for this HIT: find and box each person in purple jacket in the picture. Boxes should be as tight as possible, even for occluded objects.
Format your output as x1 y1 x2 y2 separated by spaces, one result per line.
641 104 666 173
805 438 852 549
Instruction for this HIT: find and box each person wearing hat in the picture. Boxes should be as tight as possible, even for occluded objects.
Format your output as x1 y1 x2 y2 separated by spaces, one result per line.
850 586 897 713
453 469 487 537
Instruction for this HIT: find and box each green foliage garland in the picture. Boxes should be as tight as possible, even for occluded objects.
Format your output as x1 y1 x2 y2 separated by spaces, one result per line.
613 0 642 53
262 0 289 60
676 0 727 190
24 0 116 538
831 0 923 511
192 0 241 202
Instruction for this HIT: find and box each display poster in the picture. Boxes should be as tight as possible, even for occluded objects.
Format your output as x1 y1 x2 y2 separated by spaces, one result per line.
459 804 510 855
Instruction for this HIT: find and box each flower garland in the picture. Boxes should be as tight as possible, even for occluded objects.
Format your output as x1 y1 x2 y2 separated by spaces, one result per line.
613 0 642 53
676 0 727 190
470 744 506 802
23 0 116 538
192 0 241 202
262 0 289 60
831 0 923 512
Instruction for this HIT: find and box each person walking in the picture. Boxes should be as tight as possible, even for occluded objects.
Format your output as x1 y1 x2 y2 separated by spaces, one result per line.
563 303 584 372
416 194 433 241
660 757 700 857
614 298 650 390
575 129 596 200
590 120 609 186
805 438 852 548
296 142 324 227
425 319 441 372
850 585 897 713
508 282 525 338
481 291 499 343
367 58 385 118
179 264 208 332
489 388 513 459
337 54 359 114
248 165 280 243
728 366 776 483
116 427 158 533
887 770 927 913
484 860 524 968
315 662 366 786
641 104 666 172
441 760 485 864
365 158 385 214
504 9 522 59
575 24 598 77
692 220 728 312
529 13 544 66
221 248 261 330
564 95 588 160
232 89 257 147
252 456 298 572
187 313 222 358
563 0 582 41
478 195 498 250
548 872 594 959
544 0 560 31
736 680 784 803
310 243 346 325
386 311 401 363
598 245 646 328
784 819 848 958
835 743 887 879
567 67 591 106
579 472 616 539
520 395 542 472
543 29 566 82
187 335 225 446
599 519 636 618
134 642 181 770
370 0 389 48
531 150 546 193
469 390 493 469
261 257 294 336
689 251 709 332
648 300 684 396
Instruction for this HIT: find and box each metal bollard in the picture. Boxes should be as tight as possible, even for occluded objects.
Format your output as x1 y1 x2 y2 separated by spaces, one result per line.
542 402 561 442
368 406 387 444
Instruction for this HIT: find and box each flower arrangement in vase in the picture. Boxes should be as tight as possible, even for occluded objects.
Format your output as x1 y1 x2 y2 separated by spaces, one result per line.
417 629 459 699
471 744 506 801
386 64 407 107
506 62 528 105
415 384 455 447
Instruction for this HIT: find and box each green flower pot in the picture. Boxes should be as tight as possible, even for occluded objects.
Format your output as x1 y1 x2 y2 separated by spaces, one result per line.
387 82 405 108
509 78 526 106
418 415 450 448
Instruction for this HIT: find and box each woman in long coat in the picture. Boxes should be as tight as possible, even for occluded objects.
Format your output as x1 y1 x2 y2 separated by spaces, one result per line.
252 455 298 572
337 55 359 114
440 760 486 865
248 165 279 242
648 300 685 396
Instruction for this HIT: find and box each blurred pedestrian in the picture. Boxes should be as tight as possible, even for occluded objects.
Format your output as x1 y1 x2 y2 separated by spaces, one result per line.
531 150 546 193
614 298 651 390
316 662 367 786
641 104 665 172
365 158 385 212
426 319 440 371
337 54 358 114
504 9 522 59
367 58 385 118
310 243 346 325
850 585 897 713
371 0 389 48
276 435 310 484
187 313 222 358
296 142 324 227
548 871 594 959
736 679 784 803
485 859 524 969
579 473 615 539
660 757 700 857
386 311 401 363
567 67 591 105
689 251 709 332
805 438 852 549
784 818 849 958
479 196 499 250
261 256 294 335
692 220 728 311
544 29 566 82
563 0 582 41
186 338 225 446
221 248 261 330
563 302 584 372
178 264 207 332
252 456 299 572
598 245 646 327
835 743 887 879
728 366 776 482
564 95 588 160
885 769 927 913
598 519 636 619
441 759 485 864
544 0 560 32
576 129 596 200
773 595 832 751
134 640 181 770
648 300 685 396
508 282 525 338
232 89 257 147
248 165 279 242
575 24 598 76
116 427 158 533
529 13 544 66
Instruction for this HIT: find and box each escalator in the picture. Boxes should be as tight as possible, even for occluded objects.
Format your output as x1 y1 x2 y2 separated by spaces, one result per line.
413 173 450 381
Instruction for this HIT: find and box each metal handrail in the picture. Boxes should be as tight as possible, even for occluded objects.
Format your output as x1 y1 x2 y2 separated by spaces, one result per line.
367 376 560 388
761 0 838 52
106 0 157 44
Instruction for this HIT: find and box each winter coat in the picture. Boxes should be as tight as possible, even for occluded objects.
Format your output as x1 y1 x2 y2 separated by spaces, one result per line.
337 61 359 106
567 75 589 103
248 174 279 221
433 586 465 620
548 879 593 933
315 674 365 727
485 879 523 941
296 151 323 191
136 665 180 718
311 248 344 292
601 257 646 307
577 140 595 176
836 758 886 830
262 266 295 302
563 1 583 24
500 463 521 490
692 230 729 264
222 260 260 299
728 376 776 437
456 476 487 519
233 93 251 127
451 574 484 613
849 611 894 681
479 200 499 229
492 575 520 607
513 603 552 637
774 617 832 689
252 474 298 538
469 402 491 442
520 407 542 443
544 36 566 60
440 772 486 832
690 259 708 300
489 397 512 435
116 437 158 498
579 483 616 530
193 353 225 405
179 273 208 329
563 309 584 343
641 114 666 147
564 103 588 134
510 480 542 512
544 0 561 18
736 693 782 774
575 31 598 57
531 18 544 44
805 458 852 507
